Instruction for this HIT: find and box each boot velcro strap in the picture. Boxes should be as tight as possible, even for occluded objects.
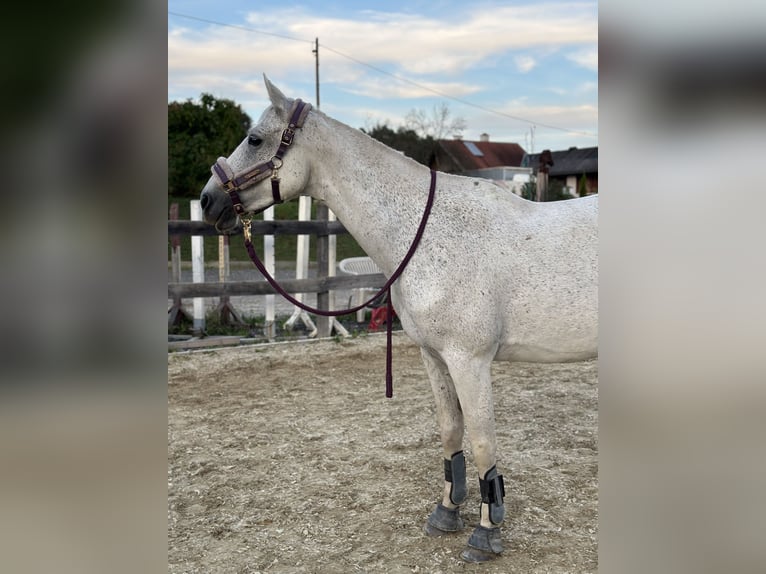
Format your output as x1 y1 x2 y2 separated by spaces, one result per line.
479 468 505 504
444 451 467 505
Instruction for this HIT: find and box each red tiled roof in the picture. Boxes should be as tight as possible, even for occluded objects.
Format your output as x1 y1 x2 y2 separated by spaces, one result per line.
437 139 527 170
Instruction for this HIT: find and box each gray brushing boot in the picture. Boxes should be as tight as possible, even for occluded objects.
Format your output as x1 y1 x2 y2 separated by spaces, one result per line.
423 451 467 536
460 466 506 562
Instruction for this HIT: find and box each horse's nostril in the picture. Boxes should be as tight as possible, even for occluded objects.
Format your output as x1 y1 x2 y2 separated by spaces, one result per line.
200 192 210 211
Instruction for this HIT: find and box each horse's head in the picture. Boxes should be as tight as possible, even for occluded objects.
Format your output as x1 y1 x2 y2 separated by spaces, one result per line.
200 76 312 233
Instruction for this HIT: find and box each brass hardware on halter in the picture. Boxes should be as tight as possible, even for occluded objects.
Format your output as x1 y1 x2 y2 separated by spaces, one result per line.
270 156 282 206
241 214 253 243
281 128 295 146
271 156 283 171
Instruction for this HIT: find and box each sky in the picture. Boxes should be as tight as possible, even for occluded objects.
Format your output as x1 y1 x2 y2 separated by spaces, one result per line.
168 1 598 153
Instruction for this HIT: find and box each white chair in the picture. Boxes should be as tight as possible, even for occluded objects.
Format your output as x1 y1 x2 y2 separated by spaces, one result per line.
338 256 382 322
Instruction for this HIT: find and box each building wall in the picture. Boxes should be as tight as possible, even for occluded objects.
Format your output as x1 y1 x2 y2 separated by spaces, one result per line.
562 173 598 197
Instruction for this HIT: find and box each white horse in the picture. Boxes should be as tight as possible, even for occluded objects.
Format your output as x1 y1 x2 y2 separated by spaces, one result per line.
200 76 598 562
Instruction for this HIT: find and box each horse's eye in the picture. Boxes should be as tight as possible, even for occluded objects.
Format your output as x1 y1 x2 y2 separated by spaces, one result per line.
248 135 263 147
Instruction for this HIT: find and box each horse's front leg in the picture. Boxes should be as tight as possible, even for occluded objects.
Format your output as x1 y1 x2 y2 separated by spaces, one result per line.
420 348 468 537
444 351 506 563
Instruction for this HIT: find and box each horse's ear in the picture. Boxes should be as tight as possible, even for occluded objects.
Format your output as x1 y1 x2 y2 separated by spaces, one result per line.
263 74 290 117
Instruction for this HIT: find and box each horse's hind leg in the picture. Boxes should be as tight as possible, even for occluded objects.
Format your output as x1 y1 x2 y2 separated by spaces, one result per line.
420 348 467 537
443 351 506 562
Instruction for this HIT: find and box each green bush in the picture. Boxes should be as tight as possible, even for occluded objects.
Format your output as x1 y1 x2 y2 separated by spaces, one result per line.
578 173 589 197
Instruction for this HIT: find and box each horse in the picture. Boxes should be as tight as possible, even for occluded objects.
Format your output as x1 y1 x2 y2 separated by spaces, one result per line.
199 75 598 562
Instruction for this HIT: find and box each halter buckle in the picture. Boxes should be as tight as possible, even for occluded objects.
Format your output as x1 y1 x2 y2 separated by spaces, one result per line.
281 128 295 146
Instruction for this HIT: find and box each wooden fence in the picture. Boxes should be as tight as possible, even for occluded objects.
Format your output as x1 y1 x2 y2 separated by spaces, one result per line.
168 212 386 338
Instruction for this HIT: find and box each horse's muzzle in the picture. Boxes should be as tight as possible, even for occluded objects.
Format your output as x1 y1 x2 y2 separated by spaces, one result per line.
200 185 239 233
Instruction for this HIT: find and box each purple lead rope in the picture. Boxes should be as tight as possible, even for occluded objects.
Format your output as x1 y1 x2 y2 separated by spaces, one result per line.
239 170 437 398
385 294 394 397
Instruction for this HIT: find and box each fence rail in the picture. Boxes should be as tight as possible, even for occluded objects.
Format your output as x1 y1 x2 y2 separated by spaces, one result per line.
168 220 349 237
168 274 386 299
168 215 384 336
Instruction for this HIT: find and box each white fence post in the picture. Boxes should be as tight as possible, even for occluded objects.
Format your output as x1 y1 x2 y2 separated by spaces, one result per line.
284 196 317 336
190 200 205 333
328 209 349 337
170 203 182 283
263 206 276 340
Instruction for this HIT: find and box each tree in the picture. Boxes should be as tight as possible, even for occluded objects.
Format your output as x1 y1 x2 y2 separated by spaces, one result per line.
168 94 251 197
362 123 435 166
361 103 466 167
520 181 537 201
404 102 467 141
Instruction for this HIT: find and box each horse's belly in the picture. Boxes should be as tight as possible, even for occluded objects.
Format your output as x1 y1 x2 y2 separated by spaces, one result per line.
496 306 598 362
495 342 597 363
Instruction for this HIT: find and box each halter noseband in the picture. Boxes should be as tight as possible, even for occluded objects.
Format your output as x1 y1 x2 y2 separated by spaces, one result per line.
211 99 312 219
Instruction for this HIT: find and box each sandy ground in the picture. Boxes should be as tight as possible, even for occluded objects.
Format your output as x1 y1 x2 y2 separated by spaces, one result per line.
168 333 598 573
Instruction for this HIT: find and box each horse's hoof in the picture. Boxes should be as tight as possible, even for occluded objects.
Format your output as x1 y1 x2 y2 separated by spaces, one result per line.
460 546 500 563
459 525 503 562
424 503 464 536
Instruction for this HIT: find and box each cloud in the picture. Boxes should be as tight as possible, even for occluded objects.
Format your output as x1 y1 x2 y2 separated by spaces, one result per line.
168 3 597 85
566 47 598 71
544 81 597 98
338 77 482 100
576 81 598 94
466 100 597 139
513 102 597 124
167 3 598 149
456 102 598 152
284 4 596 74
514 55 538 73
506 103 598 135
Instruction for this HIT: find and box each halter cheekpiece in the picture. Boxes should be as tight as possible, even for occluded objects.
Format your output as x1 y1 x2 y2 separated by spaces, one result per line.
211 99 313 217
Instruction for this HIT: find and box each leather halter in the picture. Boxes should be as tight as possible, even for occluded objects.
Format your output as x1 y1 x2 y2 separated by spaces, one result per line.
210 99 312 216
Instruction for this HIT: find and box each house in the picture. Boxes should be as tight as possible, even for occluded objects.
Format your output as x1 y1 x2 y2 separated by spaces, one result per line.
521 146 598 197
429 134 532 195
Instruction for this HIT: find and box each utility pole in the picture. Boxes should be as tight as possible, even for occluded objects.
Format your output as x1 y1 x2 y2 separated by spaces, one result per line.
312 37 320 109
286 39 324 337
312 37 328 336
310 37 347 338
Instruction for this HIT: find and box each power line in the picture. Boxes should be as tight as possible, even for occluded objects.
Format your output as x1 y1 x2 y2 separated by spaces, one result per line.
168 11 597 138
321 44 596 138
168 11 313 45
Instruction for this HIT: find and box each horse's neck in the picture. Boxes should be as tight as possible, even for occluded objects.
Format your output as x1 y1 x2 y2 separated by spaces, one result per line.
306 116 431 276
